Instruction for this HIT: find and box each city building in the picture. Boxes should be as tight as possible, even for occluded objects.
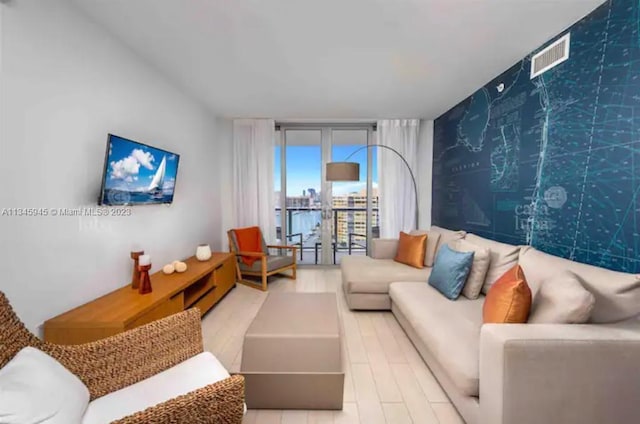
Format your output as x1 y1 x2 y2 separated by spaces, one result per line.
332 187 379 247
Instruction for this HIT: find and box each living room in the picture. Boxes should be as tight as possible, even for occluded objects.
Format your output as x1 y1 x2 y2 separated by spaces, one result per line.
1 0 639 423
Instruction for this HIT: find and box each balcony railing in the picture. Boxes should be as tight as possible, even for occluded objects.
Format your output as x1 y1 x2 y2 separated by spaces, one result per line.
275 207 380 257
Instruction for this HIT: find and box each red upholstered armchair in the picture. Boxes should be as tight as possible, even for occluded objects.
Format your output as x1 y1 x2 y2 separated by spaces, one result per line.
227 226 297 291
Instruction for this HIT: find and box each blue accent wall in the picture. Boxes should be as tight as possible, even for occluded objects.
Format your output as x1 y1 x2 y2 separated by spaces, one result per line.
432 0 640 273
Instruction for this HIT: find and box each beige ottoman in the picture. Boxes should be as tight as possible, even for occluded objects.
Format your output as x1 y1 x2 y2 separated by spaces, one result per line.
241 292 344 409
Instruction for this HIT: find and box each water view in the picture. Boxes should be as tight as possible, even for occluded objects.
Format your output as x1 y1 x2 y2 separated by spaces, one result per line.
276 210 322 247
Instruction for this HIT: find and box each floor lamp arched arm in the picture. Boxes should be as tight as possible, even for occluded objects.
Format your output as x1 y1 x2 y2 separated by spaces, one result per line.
344 144 419 229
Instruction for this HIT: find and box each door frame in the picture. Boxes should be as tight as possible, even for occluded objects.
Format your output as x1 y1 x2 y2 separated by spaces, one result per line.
277 123 376 264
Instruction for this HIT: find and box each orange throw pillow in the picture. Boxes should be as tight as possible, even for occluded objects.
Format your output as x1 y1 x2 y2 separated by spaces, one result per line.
483 265 532 323
394 232 427 269
234 226 263 266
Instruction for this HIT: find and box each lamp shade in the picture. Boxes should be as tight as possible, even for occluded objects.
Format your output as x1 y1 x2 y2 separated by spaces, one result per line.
326 162 360 182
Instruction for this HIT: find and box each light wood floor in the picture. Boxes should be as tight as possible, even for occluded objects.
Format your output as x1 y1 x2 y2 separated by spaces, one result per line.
201 267 465 424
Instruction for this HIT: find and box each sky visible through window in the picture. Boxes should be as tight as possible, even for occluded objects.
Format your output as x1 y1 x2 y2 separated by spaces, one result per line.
275 145 378 196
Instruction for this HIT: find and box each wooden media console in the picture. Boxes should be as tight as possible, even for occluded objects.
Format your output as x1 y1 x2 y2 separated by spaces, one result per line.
43 252 235 345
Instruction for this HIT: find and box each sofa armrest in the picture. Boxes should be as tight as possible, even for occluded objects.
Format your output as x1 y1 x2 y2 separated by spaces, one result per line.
371 238 399 259
480 323 640 424
113 375 245 424
44 308 204 400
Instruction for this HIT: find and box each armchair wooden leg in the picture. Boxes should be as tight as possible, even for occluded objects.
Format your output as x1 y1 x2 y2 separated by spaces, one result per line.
234 262 242 283
291 265 297 280
261 257 268 291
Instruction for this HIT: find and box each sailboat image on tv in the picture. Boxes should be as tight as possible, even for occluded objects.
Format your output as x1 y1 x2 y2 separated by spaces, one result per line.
99 134 180 206
148 155 166 199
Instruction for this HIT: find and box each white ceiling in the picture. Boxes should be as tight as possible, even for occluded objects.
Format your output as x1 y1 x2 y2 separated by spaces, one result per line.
71 0 605 120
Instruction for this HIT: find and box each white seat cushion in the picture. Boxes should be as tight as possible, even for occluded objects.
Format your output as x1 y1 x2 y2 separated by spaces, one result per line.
82 352 230 424
0 347 90 424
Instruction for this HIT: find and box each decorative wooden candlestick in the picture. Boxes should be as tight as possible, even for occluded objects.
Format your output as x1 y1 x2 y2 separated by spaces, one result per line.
138 264 152 294
130 251 144 289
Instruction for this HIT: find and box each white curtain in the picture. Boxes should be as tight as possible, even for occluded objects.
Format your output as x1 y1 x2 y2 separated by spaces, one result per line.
377 119 420 237
232 119 276 243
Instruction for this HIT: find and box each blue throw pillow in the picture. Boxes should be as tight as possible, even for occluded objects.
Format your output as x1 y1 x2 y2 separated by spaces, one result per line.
428 244 474 300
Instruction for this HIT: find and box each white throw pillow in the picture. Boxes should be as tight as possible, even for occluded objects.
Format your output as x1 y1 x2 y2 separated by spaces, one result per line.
0 347 90 424
430 226 466 256
450 239 491 299
409 230 441 267
464 234 520 294
528 272 596 324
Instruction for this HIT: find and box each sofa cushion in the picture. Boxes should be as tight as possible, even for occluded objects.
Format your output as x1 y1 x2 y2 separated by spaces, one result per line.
528 271 595 324
428 245 474 300
0 347 90 424
389 282 484 396
342 256 431 294
451 239 491 300
464 234 520 294
239 255 294 273
519 246 640 323
401 226 464 267
410 229 442 267
82 352 230 424
371 238 399 259
430 226 466 255
394 231 427 268
483 265 532 324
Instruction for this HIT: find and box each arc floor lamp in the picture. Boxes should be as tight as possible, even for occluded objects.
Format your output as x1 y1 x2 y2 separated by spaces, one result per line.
326 144 419 229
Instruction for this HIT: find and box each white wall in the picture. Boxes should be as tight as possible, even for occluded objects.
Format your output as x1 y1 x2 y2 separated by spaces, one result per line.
417 120 434 228
0 0 228 333
216 117 234 249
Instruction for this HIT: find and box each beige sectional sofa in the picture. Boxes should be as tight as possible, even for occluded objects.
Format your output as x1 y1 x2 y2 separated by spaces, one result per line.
341 226 465 309
340 227 640 424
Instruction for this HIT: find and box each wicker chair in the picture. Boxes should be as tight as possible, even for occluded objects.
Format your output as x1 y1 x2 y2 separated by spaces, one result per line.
0 291 245 423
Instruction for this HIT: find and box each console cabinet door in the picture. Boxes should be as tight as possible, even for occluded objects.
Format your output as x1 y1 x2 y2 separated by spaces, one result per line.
125 293 184 330
216 256 236 292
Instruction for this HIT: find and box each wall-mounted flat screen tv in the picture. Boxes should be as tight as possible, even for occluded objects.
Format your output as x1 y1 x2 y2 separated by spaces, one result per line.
99 134 180 205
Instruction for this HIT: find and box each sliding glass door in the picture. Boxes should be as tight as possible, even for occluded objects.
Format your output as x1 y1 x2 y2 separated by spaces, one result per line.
275 125 377 265
275 130 323 264
331 129 378 262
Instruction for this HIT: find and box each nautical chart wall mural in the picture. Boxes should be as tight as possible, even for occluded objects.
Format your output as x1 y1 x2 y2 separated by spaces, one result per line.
432 0 640 273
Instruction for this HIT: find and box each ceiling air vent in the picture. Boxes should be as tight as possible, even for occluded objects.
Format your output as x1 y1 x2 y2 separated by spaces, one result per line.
530 33 570 79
